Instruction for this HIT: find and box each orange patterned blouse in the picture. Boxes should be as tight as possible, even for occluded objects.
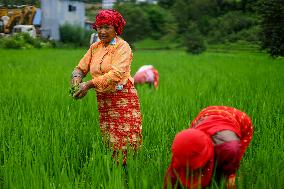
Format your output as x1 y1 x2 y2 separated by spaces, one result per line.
76 37 134 92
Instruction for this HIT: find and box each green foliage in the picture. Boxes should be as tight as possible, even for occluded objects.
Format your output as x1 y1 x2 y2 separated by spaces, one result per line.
206 11 259 44
170 0 261 50
59 23 92 47
172 0 219 34
158 0 175 9
69 84 80 98
115 3 151 46
0 33 46 49
184 22 206 54
258 0 284 57
2 0 40 6
115 3 176 46
142 4 176 40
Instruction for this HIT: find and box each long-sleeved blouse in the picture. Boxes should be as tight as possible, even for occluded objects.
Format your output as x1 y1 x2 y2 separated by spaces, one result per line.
76 37 134 92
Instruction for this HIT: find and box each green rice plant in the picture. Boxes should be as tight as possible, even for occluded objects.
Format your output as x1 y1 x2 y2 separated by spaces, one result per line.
69 84 80 97
0 48 283 189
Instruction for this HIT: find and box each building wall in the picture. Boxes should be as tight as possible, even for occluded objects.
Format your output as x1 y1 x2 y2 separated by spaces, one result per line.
40 0 85 40
102 0 116 9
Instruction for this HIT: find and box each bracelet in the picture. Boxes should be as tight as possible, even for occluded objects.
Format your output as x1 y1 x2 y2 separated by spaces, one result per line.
116 84 123 91
71 69 83 79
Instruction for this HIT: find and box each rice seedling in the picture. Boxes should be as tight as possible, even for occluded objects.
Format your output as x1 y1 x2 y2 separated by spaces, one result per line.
0 49 283 189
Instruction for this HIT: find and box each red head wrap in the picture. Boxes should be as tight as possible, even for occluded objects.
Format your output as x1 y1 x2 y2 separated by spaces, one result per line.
92 9 126 35
171 129 214 188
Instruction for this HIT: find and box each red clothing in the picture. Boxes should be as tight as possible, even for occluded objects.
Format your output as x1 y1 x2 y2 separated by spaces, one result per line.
92 9 126 35
133 65 159 89
191 106 253 161
165 129 214 189
164 106 253 189
97 80 142 165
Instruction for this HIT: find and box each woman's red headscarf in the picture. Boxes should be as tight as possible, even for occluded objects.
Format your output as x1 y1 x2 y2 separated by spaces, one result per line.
92 9 126 35
171 129 214 188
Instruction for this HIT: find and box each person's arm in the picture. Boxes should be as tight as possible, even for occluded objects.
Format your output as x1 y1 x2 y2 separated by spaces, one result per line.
71 47 93 99
91 42 132 92
71 47 93 84
72 80 93 99
76 47 93 76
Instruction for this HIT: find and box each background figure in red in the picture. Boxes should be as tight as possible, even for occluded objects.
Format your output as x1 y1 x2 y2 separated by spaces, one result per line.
164 106 253 189
133 65 159 90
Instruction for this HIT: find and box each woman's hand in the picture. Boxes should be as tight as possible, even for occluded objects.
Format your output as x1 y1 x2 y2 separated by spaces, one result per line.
71 76 82 86
73 81 94 99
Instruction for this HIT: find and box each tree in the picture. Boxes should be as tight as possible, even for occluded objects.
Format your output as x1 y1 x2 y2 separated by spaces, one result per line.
115 3 151 46
141 4 176 39
172 0 219 35
240 0 260 12
184 22 206 54
158 0 175 9
258 0 284 56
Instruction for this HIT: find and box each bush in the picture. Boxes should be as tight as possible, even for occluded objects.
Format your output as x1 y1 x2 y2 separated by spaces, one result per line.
228 25 260 43
207 11 258 44
59 23 91 47
184 22 206 54
0 33 42 49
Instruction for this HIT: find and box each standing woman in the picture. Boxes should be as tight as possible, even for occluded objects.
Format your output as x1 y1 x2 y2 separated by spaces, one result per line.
164 106 253 189
70 10 142 164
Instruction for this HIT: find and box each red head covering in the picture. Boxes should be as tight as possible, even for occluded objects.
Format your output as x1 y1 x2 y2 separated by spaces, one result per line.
171 129 214 188
92 9 126 35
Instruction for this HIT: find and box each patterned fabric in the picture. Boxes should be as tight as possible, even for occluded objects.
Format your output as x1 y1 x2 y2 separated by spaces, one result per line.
92 9 126 35
97 80 142 163
76 37 133 93
134 65 159 89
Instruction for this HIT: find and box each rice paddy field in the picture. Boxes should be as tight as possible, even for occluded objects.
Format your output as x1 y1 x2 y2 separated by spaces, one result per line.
0 48 283 189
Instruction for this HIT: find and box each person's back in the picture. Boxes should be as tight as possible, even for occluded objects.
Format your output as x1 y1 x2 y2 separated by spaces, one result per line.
164 106 253 189
134 65 159 89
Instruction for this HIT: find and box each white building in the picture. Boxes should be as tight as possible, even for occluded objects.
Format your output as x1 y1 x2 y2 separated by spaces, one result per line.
102 0 116 9
40 0 85 40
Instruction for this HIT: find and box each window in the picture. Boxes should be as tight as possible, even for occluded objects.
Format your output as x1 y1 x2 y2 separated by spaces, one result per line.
68 5 76 12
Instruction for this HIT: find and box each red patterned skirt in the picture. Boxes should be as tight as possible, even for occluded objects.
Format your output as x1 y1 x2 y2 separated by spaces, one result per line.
96 80 142 153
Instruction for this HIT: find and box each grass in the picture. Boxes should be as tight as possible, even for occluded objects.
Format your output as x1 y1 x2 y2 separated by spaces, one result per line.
134 38 262 55
134 38 181 50
0 48 283 188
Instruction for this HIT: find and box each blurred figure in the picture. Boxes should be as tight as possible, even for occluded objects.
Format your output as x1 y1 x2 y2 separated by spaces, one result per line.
133 65 159 90
89 32 99 45
164 106 253 189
